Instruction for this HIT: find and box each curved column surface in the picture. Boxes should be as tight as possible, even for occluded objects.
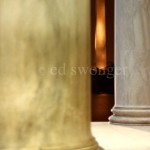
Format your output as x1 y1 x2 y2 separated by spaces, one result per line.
109 0 150 125
0 0 101 149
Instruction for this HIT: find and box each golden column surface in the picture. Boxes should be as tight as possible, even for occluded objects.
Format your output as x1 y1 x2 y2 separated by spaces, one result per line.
0 0 101 149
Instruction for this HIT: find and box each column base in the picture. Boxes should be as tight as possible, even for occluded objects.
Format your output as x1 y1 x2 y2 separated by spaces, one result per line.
3 138 102 150
41 143 101 150
109 106 150 125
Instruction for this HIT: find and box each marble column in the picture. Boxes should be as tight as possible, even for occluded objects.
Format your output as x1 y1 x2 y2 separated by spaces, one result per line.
0 0 101 149
109 0 150 125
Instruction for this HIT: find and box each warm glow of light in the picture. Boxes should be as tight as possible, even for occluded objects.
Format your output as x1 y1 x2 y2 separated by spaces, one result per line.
95 21 106 48
95 0 106 69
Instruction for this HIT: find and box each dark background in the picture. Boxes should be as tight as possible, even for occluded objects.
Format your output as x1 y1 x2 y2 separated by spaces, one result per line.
91 0 115 121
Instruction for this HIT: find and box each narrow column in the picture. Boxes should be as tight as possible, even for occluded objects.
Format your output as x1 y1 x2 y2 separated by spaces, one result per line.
0 0 101 149
109 0 150 125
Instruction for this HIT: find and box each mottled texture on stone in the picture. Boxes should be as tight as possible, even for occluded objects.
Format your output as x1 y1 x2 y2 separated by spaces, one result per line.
0 0 100 149
109 0 150 125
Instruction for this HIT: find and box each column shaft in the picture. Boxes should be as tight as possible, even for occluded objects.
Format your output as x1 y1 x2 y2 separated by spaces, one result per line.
109 0 150 125
0 0 100 149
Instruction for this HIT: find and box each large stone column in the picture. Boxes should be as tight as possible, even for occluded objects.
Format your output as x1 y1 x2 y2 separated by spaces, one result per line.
0 0 100 149
109 0 150 125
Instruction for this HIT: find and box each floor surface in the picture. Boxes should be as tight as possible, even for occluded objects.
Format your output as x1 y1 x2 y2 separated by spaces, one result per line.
91 122 150 150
